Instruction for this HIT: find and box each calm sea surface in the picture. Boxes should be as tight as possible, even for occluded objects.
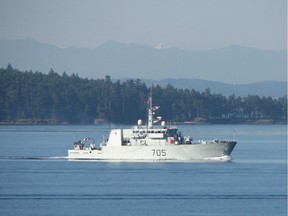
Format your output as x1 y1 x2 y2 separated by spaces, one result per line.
0 124 287 216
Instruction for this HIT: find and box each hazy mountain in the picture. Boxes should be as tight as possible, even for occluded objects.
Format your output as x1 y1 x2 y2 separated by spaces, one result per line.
0 38 286 97
142 79 286 98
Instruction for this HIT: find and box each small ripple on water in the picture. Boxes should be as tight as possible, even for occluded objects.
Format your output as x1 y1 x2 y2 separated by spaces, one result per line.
0 193 286 200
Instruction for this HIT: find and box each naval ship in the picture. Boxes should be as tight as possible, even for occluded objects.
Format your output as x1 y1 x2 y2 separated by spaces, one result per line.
68 97 237 161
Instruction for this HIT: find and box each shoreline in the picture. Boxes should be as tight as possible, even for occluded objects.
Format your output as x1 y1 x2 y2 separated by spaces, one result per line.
0 119 286 125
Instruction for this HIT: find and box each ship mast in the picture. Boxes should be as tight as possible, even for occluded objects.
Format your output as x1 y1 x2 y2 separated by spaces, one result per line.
147 86 160 129
148 87 153 129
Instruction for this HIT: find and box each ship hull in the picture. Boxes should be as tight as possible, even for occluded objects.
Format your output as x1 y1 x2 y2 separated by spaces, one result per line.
68 141 236 161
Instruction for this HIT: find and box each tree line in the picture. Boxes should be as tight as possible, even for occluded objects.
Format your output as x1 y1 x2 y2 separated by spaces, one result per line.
0 65 287 124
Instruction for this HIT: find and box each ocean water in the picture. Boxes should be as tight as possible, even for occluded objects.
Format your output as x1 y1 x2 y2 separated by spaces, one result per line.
0 124 286 216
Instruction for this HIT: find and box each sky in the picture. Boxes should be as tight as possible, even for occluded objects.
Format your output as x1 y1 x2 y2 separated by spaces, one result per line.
0 0 286 51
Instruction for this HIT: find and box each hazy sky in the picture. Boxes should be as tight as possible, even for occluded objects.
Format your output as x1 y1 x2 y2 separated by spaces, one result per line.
0 0 286 50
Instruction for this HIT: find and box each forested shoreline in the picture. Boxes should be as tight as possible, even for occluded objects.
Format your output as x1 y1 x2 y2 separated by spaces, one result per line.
0 65 287 124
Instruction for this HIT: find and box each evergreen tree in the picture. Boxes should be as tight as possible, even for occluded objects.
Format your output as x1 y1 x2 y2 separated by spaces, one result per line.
0 65 286 124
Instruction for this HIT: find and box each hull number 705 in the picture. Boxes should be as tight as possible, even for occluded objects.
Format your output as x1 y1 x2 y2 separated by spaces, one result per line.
152 149 166 156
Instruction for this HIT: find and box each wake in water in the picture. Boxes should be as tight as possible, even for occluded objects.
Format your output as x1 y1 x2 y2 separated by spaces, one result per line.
203 155 232 161
0 156 68 160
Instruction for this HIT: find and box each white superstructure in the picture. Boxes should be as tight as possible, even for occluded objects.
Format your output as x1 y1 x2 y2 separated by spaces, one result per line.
68 97 237 161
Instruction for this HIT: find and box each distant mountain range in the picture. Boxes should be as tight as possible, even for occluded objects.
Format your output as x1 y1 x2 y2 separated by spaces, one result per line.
0 38 286 97
141 79 286 98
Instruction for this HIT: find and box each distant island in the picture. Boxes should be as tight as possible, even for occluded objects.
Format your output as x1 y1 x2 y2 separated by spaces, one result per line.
0 65 286 125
